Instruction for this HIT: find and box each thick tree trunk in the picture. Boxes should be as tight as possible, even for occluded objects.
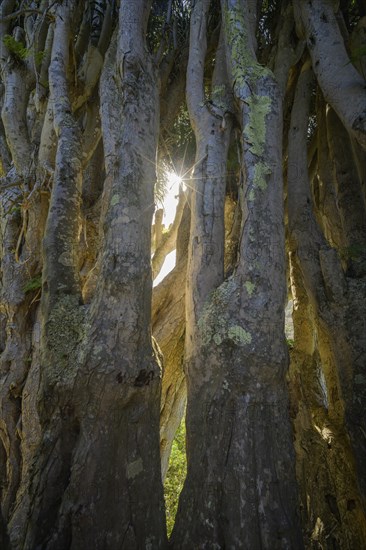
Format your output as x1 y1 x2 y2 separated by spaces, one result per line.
3 2 167 548
172 1 303 547
287 60 366 546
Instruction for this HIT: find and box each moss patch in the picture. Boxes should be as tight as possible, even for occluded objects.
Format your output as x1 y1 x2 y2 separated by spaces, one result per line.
197 279 251 348
45 295 85 385
244 281 256 295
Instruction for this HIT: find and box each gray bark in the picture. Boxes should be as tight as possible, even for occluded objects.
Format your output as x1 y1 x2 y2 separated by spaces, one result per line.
3 2 167 548
172 1 303 547
294 0 366 149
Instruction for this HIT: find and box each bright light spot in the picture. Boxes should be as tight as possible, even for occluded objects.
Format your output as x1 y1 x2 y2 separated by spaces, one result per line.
313 424 333 444
311 517 324 540
163 171 183 227
153 250 176 287
167 170 183 189
152 170 183 286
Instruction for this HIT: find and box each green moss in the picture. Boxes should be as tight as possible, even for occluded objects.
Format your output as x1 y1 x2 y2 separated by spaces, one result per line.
46 295 85 385
23 275 42 293
340 243 365 261
286 338 294 349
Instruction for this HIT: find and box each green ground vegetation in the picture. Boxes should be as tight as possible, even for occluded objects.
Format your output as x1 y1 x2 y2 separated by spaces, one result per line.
164 419 187 537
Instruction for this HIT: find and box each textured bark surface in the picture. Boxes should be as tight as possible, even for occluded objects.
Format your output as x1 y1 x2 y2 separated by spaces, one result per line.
172 1 303 547
2 1 167 548
288 61 366 548
294 0 366 149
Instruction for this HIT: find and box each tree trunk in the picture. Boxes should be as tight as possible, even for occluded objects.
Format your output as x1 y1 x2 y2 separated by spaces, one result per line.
172 1 303 547
294 0 366 149
3 2 167 548
287 60 366 547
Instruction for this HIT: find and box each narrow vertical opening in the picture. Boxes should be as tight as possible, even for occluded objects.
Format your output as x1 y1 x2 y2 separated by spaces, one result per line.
285 299 294 347
164 418 187 538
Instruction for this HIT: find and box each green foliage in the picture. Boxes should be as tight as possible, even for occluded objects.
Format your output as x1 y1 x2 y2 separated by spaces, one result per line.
340 243 365 261
350 45 366 62
286 338 294 349
155 161 169 206
3 35 29 61
161 103 195 162
23 275 42 294
164 419 187 537
34 50 46 66
157 103 195 205
3 35 46 67
148 0 191 54
257 0 280 51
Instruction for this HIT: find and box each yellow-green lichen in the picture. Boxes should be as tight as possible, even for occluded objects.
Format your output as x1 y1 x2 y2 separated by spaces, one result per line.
253 162 272 190
111 194 120 206
222 5 271 88
244 281 256 295
213 333 223 345
197 280 251 348
211 84 230 111
222 4 273 193
227 325 252 346
244 95 272 157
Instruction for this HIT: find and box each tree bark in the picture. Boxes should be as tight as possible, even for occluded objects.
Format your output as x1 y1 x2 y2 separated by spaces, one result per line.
5 2 167 548
294 0 366 150
287 60 366 546
172 1 303 547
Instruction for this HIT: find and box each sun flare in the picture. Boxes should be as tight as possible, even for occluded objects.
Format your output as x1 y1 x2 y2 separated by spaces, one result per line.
153 170 184 285
166 170 183 191
163 171 183 227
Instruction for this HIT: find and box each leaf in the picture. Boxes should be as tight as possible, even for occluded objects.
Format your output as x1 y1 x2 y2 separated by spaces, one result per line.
3 35 29 60
23 275 42 293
